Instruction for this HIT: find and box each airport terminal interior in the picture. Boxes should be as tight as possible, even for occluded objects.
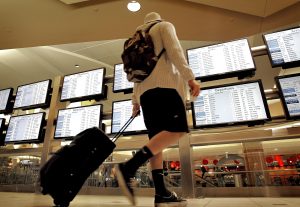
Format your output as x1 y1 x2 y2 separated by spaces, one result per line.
1 0 300 206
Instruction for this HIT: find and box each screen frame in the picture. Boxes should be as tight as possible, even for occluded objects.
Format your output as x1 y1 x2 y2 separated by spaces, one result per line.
4 112 46 144
262 26 300 69
13 79 52 110
275 73 300 120
60 68 107 102
54 104 103 140
0 87 14 114
0 118 5 134
186 38 256 82
191 79 271 129
111 99 147 135
112 63 134 93
0 118 5 146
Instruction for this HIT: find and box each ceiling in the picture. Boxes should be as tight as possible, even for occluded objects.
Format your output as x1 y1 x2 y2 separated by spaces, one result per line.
58 0 300 17
185 0 299 17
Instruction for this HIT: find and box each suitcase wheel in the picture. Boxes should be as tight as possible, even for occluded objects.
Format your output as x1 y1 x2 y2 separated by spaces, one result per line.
53 205 69 207
53 199 69 207
53 204 69 207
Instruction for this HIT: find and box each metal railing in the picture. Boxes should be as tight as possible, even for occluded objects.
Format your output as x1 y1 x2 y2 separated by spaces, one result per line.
0 161 299 190
195 168 300 187
0 165 39 185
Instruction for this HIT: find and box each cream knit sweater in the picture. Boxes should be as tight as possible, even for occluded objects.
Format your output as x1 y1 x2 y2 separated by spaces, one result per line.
132 21 195 105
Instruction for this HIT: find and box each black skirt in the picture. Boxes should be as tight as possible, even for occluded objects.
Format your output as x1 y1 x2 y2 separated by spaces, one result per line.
140 87 189 139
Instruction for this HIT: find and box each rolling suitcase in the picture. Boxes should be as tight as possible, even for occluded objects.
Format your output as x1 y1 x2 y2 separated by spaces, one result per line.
39 114 137 207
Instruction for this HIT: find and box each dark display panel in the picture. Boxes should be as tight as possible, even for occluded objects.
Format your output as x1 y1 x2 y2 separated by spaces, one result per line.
113 63 134 93
263 27 300 68
0 118 4 134
191 80 271 128
0 118 4 145
111 100 147 134
5 112 45 144
187 39 255 81
0 88 13 113
13 80 51 110
54 104 102 139
275 73 300 120
60 68 106 102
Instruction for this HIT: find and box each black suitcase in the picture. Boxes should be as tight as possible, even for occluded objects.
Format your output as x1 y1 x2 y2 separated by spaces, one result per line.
39 115 136 207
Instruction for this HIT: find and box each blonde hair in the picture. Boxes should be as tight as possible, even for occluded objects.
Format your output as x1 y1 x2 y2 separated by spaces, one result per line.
144 12 162 23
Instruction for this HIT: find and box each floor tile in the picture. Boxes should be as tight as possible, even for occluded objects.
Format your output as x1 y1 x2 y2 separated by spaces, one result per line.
0 192 300 207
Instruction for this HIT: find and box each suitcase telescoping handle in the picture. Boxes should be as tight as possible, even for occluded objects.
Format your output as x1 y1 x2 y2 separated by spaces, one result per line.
111 110 140 143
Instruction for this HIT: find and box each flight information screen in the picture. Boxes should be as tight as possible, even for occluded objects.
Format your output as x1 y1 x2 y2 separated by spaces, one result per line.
5 113 45 143
263 27 300 67
61 68 105 101
0 88 13 112
276 74 300 119
187 39 255 81
54 104 102 139
113 63 134 93
14 80 51 110
111 100 146 134
192 80 270 128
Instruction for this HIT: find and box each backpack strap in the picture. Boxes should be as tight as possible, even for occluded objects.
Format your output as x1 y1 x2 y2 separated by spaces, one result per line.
144 21 165 58
158 48 165 58
144 20 161 33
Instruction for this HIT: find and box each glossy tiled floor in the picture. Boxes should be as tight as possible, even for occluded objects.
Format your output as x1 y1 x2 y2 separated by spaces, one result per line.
0 192 300 207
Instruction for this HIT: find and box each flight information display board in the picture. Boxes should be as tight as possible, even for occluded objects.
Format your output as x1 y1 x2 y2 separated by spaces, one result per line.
113 63 134 93
263 27 300 68
187 39 255 81
14 80 51 110
54 104 102 139
5 112 45 144
0 88 13 113
60 68 106 102
191 80 270 128
111 100 147 134
275 73 300 120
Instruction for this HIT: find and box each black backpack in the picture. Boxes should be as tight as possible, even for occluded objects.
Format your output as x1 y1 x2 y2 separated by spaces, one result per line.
121 21 165 83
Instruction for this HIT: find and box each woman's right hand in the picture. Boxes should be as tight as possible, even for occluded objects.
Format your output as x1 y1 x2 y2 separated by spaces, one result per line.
188 79 201 97
132 103 140 116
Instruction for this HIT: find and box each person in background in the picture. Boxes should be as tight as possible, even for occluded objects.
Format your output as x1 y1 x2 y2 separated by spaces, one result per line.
201 165 207 179
115 12 201 207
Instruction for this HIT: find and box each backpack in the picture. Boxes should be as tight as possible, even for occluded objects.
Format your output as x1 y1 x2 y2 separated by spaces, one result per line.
121 21 165 83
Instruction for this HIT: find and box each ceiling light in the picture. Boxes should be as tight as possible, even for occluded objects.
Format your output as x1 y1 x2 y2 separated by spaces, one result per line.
127 1 141 12
75 64 80 67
